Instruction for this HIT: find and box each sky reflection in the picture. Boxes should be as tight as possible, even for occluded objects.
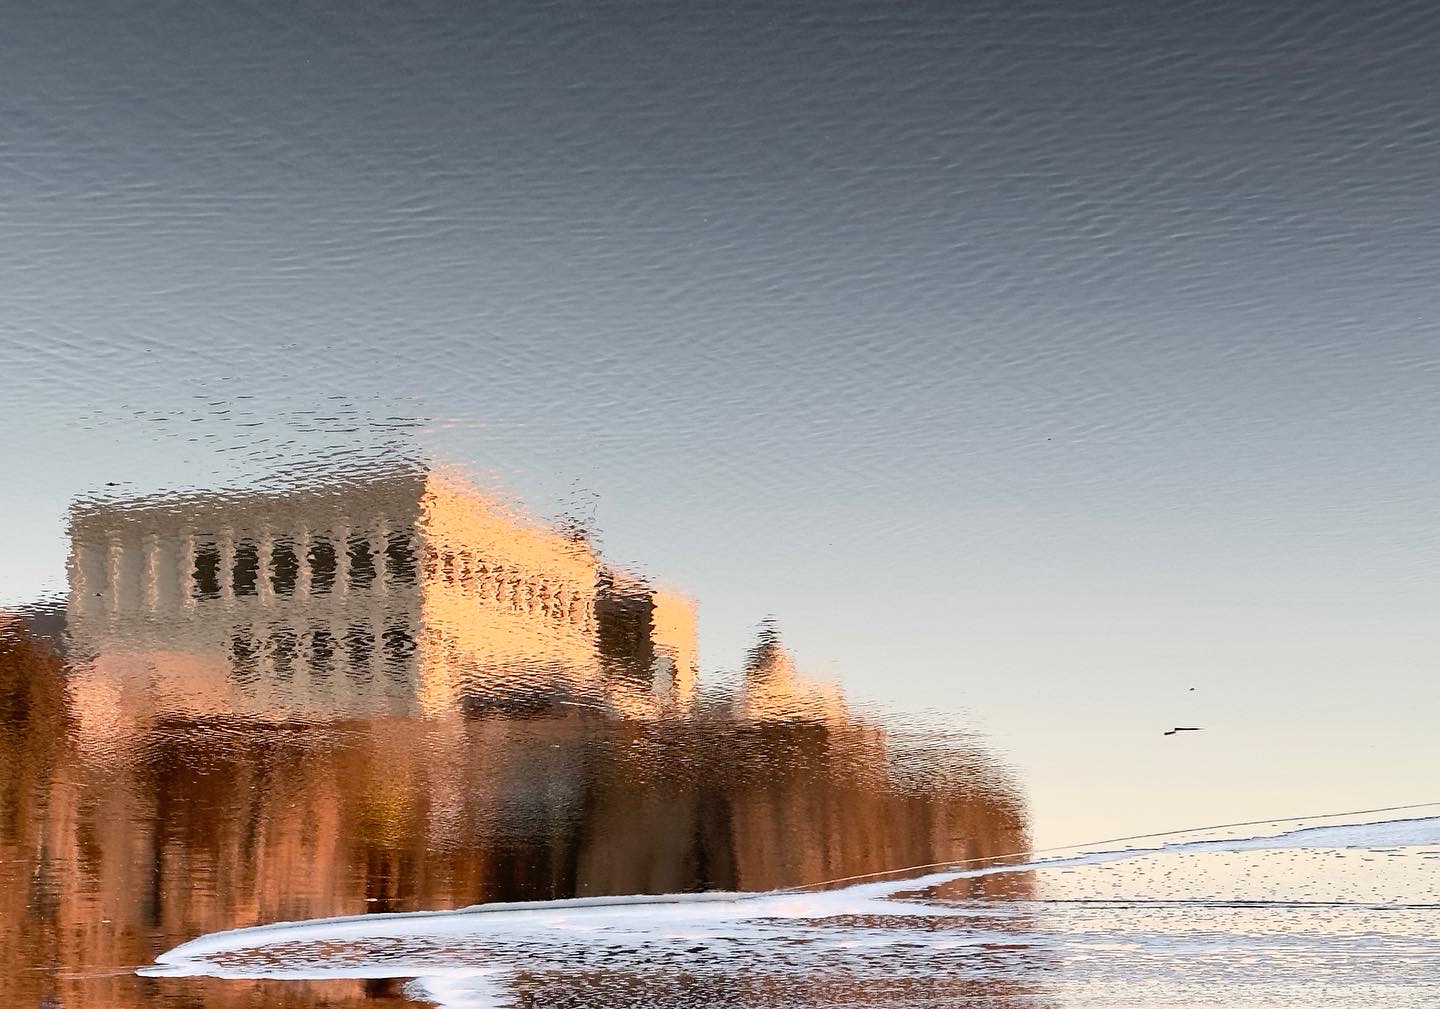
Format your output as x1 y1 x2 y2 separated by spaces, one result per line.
4 0 1440 1004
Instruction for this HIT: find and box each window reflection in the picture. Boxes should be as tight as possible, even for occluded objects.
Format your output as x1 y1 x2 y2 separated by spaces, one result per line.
348 535 376 590
233 541 259 596
194 542 221 599
271 540 299 596
385 531 416 585
308 537 336 594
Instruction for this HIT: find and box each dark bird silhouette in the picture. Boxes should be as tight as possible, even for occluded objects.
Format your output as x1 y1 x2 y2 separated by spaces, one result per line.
1164 727 1202 736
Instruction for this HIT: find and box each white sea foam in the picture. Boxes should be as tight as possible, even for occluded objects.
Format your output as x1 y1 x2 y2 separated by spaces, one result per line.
840 813 1440 899
138 815 1440 1007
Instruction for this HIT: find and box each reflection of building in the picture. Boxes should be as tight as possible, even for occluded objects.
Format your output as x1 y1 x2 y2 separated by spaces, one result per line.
1 618 1033 1009
595 568 700 717
11 472 1038 1009
736 620 847 725
64 467 694 728
650 589 699 707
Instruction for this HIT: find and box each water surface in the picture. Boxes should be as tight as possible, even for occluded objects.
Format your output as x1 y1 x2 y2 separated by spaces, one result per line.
5 0 1440 1004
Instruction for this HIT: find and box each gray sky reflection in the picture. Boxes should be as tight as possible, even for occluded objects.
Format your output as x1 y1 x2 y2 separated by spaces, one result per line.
2 0 1438 848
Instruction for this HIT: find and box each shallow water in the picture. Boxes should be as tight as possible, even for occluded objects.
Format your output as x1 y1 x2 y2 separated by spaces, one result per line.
5 0 1440 1005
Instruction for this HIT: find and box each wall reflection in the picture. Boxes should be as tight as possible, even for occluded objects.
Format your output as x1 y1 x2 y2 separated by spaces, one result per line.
2 466 1029 1008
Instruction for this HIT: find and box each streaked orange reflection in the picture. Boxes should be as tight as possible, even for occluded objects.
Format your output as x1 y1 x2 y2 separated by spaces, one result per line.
2 467 1029 1008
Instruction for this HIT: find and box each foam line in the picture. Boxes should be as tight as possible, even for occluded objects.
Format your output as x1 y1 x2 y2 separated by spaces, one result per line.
841 814 1440 900
139 814 1440 983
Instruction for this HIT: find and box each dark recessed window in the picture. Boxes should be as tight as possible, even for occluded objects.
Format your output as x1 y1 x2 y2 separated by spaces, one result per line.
345 625 373 677
308 538 337 594
309 627 335 677
269 628 297 681
349 535 376 590
271 540 299 596
194 543 221 599
230 631 259 683
383 624 415 681
386 531 417 585
233 541 259 596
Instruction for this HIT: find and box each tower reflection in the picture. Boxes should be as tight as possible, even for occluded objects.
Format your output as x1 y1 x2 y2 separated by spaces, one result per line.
1 466 1034 1008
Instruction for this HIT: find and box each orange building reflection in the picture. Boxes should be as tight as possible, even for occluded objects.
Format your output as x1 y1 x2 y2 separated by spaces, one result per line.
65 467 701 730
2 469 1033 1009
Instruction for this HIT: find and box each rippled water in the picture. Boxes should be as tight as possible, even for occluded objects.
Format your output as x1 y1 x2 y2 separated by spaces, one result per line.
0 481 1029 1007
5 0 1440 1005
4 473 1437 1007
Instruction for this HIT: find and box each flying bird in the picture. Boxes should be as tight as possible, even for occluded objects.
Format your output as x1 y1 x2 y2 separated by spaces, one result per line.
1164 727 1202 736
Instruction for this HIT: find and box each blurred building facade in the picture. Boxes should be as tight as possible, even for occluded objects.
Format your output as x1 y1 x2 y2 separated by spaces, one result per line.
64 468 699 730
0 471 1034 1008
0 618 1032 1009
